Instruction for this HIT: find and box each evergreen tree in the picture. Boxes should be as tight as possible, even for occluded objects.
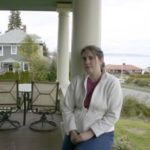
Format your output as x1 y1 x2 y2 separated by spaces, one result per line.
8 11 22 31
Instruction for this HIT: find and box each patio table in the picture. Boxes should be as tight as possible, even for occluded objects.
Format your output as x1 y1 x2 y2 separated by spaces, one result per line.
19 83 31 125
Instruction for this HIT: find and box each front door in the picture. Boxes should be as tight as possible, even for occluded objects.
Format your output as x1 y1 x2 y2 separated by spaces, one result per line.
9 64 13 71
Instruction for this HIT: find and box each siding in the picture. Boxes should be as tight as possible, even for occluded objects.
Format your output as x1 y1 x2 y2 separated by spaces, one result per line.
0 45 21 61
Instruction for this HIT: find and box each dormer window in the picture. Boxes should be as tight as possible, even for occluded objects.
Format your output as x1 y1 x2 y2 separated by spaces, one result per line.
11 45 17 55
0 46 3 56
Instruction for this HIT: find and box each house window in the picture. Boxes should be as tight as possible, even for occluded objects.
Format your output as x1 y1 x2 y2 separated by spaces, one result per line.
24 64 28 71
23 62 29 71
11 45 17 55
0 46 3 56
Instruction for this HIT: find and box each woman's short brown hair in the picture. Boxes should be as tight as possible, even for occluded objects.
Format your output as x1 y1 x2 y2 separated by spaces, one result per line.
81 45 105 72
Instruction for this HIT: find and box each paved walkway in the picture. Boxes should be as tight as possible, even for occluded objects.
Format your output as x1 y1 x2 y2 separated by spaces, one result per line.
123 88 150 106
0 111 63 150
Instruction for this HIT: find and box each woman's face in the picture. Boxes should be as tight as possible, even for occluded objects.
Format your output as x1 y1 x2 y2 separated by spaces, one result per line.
81 50 102 75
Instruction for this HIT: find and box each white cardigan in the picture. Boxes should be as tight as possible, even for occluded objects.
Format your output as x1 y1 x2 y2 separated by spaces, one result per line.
62 72 123 137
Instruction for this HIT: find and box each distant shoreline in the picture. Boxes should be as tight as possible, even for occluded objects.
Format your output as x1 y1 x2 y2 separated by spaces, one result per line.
105 53 150 57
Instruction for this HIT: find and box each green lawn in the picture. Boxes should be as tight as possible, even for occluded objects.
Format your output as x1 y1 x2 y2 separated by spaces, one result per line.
115 118 150 150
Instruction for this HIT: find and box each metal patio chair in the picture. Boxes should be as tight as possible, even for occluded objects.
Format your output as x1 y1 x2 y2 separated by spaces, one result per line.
0 80 21 130
29 81 59 131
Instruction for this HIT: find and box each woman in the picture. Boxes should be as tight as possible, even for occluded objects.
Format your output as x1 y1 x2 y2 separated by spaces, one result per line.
61 45 123 150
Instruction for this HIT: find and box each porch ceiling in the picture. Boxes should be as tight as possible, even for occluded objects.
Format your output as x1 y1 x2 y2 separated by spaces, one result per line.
0 0 72 11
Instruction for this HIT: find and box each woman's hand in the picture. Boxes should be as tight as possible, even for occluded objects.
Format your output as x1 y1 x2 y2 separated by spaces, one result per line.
70 129 94 144
70 130 79 144
77 129 94 142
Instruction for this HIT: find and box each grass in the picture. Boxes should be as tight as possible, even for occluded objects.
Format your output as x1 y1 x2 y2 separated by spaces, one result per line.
114 118 150 150
113 97 150 150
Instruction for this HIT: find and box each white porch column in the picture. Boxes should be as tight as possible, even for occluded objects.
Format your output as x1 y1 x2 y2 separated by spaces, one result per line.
71 0 101 77
57 3 71 87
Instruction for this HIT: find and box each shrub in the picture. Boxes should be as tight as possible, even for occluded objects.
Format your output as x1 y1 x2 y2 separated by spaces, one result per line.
130 74 150 78
121 96 150 118
31 56 51 81
136 79 150 87
0 71 30 83
0 72 18 80
19 71 31 83
126 75 150 87
112 136 133 150
125 77 134 84
47 59 57 81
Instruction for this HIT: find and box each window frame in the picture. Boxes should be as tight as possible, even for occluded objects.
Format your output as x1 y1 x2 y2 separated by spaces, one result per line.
23 62 29 71
11 45 17 55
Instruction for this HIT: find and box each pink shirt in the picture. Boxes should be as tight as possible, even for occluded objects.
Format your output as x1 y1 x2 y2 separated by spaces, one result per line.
84 77 99 109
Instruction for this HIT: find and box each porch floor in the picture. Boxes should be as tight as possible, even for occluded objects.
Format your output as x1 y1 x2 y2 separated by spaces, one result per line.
0 111 63 150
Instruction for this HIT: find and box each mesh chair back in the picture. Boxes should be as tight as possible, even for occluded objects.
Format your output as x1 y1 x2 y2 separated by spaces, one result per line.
31 81 59 113
0 80 19 109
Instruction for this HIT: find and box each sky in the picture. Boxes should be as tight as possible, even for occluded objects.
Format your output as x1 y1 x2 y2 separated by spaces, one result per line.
101 0 150 55
0 0 150 68
0 11 59 51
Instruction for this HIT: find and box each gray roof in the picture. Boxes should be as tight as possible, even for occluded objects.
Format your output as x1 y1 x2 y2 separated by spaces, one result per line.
0 29 26 44
0 29 43 44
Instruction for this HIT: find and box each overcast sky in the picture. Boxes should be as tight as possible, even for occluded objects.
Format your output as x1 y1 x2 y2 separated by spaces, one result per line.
0 0 150 56
102 0 150 55
0 11 59 52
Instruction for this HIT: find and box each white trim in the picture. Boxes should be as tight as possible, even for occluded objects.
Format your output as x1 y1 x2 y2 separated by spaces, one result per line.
11 45 17 55
0 45 3 56
23 62 25 71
